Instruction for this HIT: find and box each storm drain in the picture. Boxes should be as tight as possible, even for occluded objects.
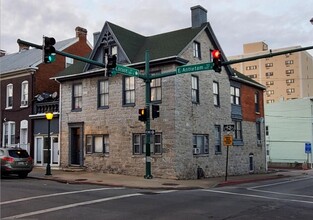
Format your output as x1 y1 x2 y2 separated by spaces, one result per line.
74 178 88 181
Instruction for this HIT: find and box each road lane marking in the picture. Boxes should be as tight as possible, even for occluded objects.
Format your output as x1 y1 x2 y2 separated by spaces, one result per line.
2 193 142 219
0 187 124 205
247 176 313 199
248 176 313 189
202 189 313 205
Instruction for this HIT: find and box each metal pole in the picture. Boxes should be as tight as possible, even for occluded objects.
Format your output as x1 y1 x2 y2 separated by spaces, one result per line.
144 50 152 179
225 146 229 182
46 120 52 175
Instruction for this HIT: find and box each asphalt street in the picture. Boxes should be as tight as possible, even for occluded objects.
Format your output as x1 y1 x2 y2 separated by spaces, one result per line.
1 175 313 219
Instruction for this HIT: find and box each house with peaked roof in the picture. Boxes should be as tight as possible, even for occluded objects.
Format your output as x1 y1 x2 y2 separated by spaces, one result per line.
0 27 92 168
55 6 266 179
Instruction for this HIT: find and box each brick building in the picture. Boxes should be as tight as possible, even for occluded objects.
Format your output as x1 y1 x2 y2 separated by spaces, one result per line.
55 6 266 179
0 27 92 168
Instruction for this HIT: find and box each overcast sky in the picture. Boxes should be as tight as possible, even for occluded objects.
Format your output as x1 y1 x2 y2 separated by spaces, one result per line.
1 0 313 57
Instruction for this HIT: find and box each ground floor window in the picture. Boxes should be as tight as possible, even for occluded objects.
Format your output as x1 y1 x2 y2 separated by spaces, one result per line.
133 133 162 155
86 135 109 154
193 134 209 155
2 121 15 147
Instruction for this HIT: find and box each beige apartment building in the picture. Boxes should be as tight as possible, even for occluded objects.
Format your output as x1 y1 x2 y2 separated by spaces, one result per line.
228 42 313 103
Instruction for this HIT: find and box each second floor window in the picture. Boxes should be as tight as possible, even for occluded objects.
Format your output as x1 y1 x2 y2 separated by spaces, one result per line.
193 41 201 58
6 84 13 108
21 81 28 106
123 76 135 105
151 75 162 102
72 83 82 110
213 81 220 106
65 57 74 68
230 86 240 105
191 75 199 104
98 80 109 108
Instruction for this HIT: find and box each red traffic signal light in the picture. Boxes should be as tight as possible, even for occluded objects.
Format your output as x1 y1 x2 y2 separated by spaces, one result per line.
152 105 160 119
43 36 56 63
212 49 222 73
138 108 148 122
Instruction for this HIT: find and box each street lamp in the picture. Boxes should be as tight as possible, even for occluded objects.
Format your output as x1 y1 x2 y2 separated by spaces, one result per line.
45 112 54 175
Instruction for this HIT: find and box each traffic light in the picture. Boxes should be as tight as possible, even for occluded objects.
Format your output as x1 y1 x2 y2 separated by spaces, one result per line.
138 108 148 122
43 36 56 63
106 55 117 76
152 104 160 119
212 49 222 73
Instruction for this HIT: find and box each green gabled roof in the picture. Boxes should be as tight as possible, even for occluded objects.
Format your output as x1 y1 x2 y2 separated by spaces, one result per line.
54 54 90 79
108 22 146 63
109 22 207 63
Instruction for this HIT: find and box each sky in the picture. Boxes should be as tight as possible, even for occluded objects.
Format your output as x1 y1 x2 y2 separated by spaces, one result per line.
1 0 313 57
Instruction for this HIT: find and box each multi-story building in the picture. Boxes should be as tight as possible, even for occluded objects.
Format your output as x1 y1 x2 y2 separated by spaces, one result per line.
228 42 313 104
54 6 266 179
0 27 92 168
265 97 313 168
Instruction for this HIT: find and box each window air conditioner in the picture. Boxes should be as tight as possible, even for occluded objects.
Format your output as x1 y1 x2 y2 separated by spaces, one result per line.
21 100 28 106
193 148 200 155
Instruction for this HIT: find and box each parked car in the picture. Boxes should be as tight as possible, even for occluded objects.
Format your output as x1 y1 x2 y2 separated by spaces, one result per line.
0 147 33 178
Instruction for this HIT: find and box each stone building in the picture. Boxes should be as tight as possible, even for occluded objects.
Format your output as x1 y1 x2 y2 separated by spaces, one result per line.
54 6 266 179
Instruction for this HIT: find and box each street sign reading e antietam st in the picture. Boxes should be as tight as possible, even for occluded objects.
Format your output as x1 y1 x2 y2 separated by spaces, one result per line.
176 62 213 74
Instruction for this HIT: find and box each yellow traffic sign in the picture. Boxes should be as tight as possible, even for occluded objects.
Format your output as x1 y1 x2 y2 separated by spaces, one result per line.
223 135 233 146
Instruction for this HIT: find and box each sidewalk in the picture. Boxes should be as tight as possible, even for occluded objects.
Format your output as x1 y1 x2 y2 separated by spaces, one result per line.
28 167 312 190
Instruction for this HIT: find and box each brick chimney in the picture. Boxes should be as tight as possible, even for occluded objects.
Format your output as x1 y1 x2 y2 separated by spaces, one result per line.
75 26 87 41
191 5 207 28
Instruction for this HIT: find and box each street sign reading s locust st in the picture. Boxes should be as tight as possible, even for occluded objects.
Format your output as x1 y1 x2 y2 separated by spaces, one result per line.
176 62 213 74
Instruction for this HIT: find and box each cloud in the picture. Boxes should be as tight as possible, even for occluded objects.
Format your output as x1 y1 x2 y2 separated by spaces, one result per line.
1 0 313 56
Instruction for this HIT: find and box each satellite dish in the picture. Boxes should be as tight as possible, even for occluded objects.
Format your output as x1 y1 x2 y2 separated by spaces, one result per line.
37 95 44 102
52 92 58 99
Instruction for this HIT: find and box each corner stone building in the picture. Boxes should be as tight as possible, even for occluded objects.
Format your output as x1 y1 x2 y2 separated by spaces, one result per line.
55 6 266 179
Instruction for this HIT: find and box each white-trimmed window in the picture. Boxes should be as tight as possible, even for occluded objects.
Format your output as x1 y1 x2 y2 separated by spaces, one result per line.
21 81 28 106
230 86 240 105
151 72 162 102
213 81 220 106
191 75 199 104
98 80 109 108
6 84 13 108
86 135 109 154
123 76 135 105
133 133 162 155
193 41 201 58
193 134 209 155
72 83 82 110
3 121 15 147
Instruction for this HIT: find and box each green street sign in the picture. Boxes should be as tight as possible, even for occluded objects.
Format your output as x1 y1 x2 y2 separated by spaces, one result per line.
176 62 213 74
114 64 140 77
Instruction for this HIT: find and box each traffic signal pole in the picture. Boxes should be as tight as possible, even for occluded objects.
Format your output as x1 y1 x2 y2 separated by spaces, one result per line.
17 39 105 68
144 50 153 179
